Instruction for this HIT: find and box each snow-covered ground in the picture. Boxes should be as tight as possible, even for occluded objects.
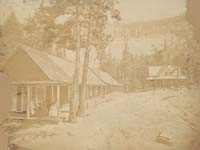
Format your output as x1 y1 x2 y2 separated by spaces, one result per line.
7 88 200 150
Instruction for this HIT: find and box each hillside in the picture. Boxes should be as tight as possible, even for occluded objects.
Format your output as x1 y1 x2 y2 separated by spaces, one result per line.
115 15 193 38
109 15 194 57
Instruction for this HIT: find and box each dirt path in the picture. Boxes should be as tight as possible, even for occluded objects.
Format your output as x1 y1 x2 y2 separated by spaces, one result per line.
9 89 200 150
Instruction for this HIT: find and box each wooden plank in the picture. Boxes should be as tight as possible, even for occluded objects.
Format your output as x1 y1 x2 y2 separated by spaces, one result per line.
26 85 31 119
57 86 60 107
16 86 22 112
51 86 54 102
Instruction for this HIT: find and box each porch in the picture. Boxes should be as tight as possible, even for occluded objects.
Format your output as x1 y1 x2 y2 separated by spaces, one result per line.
10 82 114 120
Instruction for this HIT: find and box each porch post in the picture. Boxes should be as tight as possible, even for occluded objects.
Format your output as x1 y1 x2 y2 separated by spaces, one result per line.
88 86 90 98
96 86 98 97
27 85 31 119
170 80 173 88
94 86 96 97
66 86 69 103
92 86 94 97
44 86 47 101
101 86 104 98
57 85 60 107
97 86 99 97
86 85 89 100
89 86 92 98
153 80 155 91
162 79 164 89
85 86 88 99
51 85 54 102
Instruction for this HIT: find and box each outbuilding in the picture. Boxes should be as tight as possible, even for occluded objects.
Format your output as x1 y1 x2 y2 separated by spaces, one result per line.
146 65 187 89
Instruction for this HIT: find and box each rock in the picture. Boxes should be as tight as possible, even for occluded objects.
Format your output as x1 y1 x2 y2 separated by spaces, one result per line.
9 144 31 150
155 130 173 146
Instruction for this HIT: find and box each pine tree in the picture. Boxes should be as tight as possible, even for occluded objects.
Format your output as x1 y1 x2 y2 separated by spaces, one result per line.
0 12 24 56
186 0 200 42
78 0 120 116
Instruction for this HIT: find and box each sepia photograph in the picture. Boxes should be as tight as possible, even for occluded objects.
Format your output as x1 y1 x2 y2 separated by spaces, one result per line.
0 0 200 150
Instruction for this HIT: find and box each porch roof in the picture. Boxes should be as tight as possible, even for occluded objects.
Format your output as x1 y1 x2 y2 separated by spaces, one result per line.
1 44 119 86
11 81 69 85
48 54 105 86
91 69 121 86
146 76 187 80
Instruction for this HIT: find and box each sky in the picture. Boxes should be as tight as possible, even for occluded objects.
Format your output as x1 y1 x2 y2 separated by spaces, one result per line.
118 0 186 22
0 0 186 24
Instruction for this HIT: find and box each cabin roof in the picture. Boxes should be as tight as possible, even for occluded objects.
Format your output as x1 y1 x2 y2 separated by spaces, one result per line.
48 54 105 85
91 69 121 86
1 45 119 86
22 45 106 85
22 45 70 83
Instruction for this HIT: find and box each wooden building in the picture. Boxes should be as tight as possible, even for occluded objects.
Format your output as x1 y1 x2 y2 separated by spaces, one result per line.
0 45 120 119
146 65 187 89
91 69 122 93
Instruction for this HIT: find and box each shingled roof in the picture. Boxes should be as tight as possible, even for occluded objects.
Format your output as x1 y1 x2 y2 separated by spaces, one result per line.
1 45 120 86
91 69 121 86
23 45 106 85
2 45 118 85
23 45 71 82
48 54 105 85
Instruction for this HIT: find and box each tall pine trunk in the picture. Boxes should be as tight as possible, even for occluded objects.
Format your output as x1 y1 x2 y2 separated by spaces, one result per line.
69 0 81 122
77 0 92 117
78 46 90 116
